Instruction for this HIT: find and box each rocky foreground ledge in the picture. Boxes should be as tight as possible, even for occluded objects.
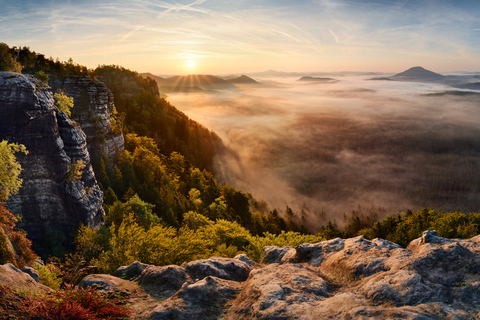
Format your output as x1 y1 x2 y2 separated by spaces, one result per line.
3 231 480 319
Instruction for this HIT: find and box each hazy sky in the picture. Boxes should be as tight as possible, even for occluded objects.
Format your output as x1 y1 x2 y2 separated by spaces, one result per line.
2 0 480 74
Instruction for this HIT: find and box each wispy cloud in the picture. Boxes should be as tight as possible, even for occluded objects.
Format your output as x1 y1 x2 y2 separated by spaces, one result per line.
154 0 209 18
0 0 479 73
329 29 339 44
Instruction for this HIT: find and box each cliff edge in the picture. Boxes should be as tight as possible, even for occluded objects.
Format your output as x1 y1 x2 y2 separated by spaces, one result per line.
56 76 125 159
0 72 104 248
75 231 480 319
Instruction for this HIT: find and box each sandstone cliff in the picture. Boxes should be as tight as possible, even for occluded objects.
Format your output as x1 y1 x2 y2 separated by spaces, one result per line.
0 72 104 249
76 231 480 319
54 76 125 160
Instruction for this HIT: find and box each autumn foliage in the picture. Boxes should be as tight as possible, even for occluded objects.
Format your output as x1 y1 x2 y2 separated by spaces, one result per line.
0 285 130 320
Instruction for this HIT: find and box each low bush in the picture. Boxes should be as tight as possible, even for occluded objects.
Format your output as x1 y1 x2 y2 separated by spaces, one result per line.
0 285 130 320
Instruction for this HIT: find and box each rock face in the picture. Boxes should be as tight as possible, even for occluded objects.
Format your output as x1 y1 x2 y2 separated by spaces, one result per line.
56 76 124 159
81 232 480 319
0 72 104 247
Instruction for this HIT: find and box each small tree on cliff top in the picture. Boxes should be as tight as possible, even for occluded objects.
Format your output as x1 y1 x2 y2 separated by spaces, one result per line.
54 92 74 117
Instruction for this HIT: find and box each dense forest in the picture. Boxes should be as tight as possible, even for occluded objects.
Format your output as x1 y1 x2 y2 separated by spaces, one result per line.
2 43 480 295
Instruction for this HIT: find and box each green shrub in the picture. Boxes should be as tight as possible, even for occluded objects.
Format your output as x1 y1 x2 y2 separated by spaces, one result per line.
35 264 62 290
0 203 36 268
66 159 86 183
54 92 74 116
34 70 49 86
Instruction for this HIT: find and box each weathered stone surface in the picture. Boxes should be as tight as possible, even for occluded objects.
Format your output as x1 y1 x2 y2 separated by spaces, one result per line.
407 230 455 249
261 246 296 264
136 265 192 299
458 234 480 254
80 232 480 319
233 253 257 267
57 76 124 159
359 267 444 306
346 303 473 320
0 72 104 248
321 236 409 280
0 263 50 294
143 276 242 320
79 274 135 292
114 260 150 280
182 256 258 282
21 266 40 282
227 263 334 319
293 237 345 266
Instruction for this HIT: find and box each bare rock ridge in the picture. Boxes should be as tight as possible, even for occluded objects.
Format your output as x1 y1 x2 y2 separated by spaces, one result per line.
79 231 480 319
0 72 105 248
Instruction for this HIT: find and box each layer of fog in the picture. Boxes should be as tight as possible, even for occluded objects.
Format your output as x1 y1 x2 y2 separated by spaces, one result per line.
167 75 480 231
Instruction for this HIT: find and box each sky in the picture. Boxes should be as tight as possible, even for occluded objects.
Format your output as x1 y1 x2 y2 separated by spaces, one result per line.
1 0 480 74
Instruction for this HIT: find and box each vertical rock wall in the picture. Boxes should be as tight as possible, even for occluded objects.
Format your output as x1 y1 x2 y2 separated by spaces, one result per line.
0 72 104 248
56 76 125 160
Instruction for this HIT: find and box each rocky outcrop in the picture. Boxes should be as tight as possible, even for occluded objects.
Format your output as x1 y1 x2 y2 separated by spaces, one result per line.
81 254 258 319
80 232 480 319
56 76 124 159
0 72 104 248
0 263 51 294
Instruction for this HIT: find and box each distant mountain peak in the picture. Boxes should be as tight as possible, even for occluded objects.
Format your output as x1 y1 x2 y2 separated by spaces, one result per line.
298 76 338 83
393 66 444 80
226 75 259 84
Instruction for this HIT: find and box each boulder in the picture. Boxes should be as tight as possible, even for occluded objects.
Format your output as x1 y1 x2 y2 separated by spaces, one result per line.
320 236 409 281
182 256 258 282
261 246 296 264
79 273 140 300
407 230 454 249
142 276 242 320
233 254 258 267
21 266 39 282
114 260 150 280
136 265 192 299
293 237 345 266
0 263 50 294
226 263 334 319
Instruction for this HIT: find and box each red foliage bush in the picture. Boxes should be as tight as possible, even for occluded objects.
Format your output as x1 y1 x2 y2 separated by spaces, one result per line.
0 202 37 268
0 285 130 320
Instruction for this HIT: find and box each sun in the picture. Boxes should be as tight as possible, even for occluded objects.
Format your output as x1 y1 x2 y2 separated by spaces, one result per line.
186 59 196 69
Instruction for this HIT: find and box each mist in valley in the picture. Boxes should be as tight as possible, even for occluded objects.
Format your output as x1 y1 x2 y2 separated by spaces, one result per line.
166 74 480 231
